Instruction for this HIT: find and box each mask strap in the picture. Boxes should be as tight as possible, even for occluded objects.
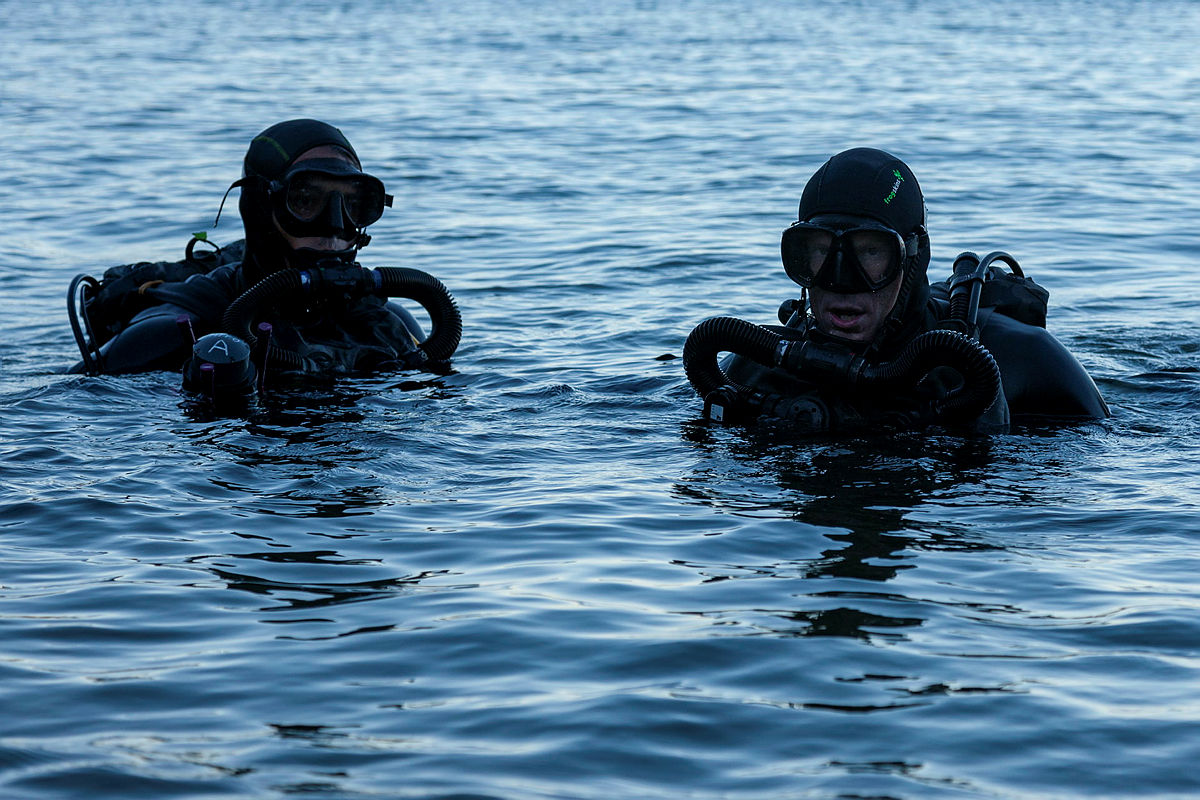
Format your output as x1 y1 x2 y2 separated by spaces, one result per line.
213 177 252 228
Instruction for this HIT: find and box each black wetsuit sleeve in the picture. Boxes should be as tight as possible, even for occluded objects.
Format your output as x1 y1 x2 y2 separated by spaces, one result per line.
979 312 1109 419
89 304 199 374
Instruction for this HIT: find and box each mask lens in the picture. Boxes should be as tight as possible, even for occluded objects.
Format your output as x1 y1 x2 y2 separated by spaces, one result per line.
283 172 385 227
344 178 385 227
283 173 331 222
782 222 905 291
845 229 899 284
782 225 833 287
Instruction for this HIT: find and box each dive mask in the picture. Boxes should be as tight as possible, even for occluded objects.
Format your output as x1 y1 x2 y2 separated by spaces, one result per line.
268 158 392 239
781 216 920 294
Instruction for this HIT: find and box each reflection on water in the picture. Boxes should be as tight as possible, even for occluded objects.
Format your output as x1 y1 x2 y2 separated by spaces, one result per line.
678 426 1005 565
667 428 1126 654
207 562 456 614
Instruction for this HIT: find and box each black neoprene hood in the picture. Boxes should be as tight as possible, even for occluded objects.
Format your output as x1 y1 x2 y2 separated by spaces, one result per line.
793 147 933 355
237 119 364 283
243 118 361 180
797 147 924 235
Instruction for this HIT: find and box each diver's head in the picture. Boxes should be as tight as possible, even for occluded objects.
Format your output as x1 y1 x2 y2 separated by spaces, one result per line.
236 119 392 283
781 147 930 348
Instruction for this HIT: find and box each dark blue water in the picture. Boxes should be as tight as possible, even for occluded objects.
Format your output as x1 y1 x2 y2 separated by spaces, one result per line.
4 1 1200 797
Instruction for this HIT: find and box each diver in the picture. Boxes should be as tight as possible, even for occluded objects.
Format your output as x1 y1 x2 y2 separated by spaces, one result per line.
69 118 460 383
683 147 1108 432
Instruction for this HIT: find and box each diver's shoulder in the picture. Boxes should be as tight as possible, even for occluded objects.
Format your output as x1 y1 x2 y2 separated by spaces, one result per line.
143 262 242 324
975 308 1082 363
974 309 1109 419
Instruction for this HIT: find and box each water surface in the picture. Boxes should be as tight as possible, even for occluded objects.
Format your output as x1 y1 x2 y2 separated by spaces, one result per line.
3 1 1200 798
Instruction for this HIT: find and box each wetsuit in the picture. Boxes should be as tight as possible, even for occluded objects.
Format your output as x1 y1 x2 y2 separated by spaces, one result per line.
80 262 425 376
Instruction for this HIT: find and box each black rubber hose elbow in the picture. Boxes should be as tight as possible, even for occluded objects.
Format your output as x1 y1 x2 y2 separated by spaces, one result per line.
948 251 983 329
373 267 462 363
682 316 778 398
863 329 1001 420
221 270 307 372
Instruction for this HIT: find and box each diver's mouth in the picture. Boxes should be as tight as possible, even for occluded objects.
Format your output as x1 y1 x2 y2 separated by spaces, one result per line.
825 305 867 330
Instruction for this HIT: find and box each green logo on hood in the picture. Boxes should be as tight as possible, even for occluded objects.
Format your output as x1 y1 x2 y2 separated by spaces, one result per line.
883 169 904 205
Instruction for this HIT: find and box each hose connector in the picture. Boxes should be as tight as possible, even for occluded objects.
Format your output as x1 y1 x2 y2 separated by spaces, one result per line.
776 339 869 385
